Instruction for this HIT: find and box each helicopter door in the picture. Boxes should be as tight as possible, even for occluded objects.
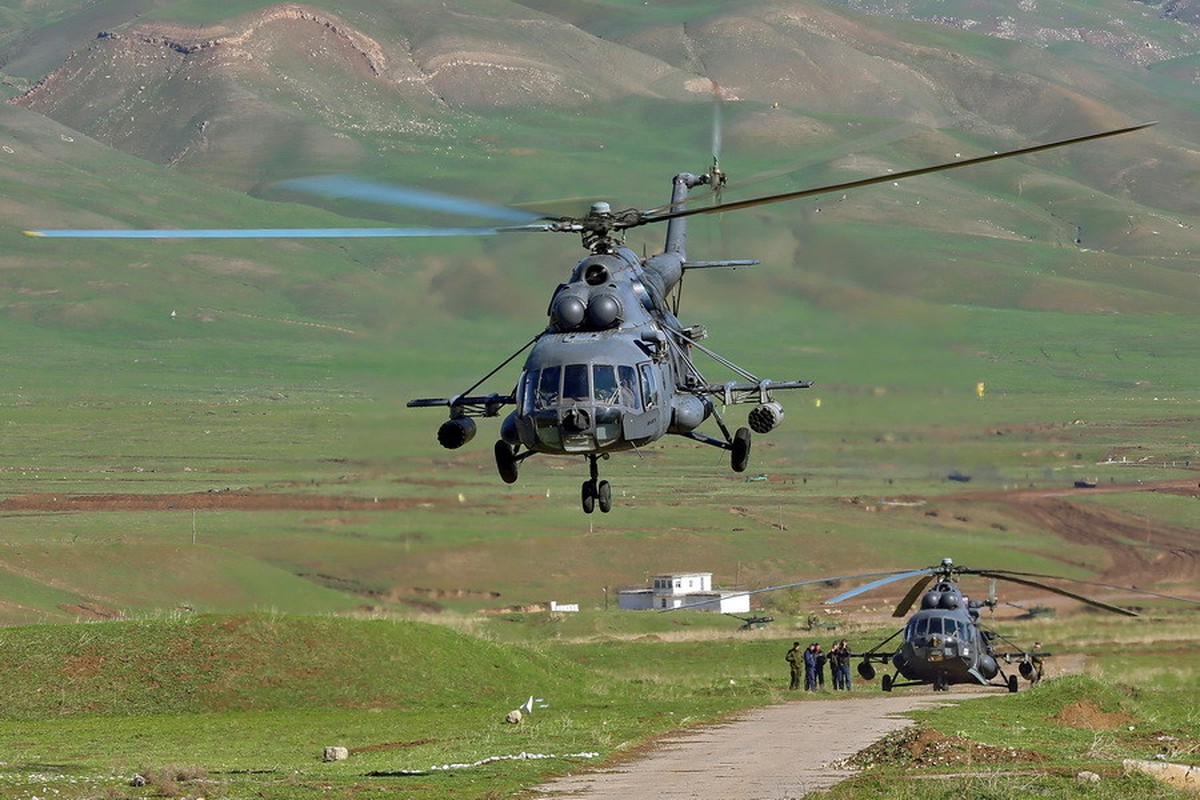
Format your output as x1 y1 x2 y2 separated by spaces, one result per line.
622 362 662 441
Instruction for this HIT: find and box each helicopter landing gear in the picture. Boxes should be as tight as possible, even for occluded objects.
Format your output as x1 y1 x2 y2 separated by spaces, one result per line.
933 674 948 692
881 674 893 693
495 440 520 484
1007 674 1019 693
731 427 751 473
581 454 612 514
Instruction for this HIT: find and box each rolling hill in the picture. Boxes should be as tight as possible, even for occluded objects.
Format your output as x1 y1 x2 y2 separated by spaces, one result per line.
0 0 1195 622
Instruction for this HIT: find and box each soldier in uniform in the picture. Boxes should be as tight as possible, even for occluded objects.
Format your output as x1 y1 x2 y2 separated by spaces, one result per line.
786 641 804 690
1030 641 1045 684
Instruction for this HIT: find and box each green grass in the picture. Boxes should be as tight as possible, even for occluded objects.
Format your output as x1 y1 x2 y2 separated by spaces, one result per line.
0 611 1191 799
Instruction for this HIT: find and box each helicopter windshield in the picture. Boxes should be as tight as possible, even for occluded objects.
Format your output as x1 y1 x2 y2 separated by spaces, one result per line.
537 366 561 409
522 364 644 413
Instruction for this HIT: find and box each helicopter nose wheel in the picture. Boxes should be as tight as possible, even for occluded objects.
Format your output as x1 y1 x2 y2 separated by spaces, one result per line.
581 455 612 514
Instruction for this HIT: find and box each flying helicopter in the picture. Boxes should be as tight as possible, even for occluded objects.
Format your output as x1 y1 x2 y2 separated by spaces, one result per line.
24 121 1154 513
667 557 1197 692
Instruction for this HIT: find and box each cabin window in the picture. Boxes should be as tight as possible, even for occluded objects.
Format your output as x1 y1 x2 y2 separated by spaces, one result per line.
913 618 928 637
927 617 943 635
639 362 659 410
618 365 640 410
536 366 561 409
563 363 590 401
593 364 619 404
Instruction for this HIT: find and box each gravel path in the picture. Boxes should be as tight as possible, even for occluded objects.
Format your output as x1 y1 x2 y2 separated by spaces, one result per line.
531 693 955 800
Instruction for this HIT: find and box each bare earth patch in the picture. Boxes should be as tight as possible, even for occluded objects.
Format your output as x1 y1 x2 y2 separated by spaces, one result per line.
1051 700 1135 730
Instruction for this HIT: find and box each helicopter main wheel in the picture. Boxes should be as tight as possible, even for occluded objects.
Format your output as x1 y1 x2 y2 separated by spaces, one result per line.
881 674 893 693
1007 674 1019 693
597 480 612 513
581 479 612 514
494 440 519 484
731 427 752 473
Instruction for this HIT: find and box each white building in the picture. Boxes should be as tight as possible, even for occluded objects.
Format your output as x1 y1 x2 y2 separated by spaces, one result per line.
617 572 750 614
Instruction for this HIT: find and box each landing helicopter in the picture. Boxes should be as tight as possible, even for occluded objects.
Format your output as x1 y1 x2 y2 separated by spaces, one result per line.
25 122 1153 513
667 557 1196 692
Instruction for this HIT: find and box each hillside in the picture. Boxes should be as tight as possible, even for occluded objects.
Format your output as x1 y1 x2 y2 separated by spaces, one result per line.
0 1 1195 624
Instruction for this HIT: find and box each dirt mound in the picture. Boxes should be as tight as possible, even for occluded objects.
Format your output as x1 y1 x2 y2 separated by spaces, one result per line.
841 726 1044 769
1051 700 1135 730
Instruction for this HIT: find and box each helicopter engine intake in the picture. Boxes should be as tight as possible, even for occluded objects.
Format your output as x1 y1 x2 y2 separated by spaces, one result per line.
748 401 784 433
437 416 477 449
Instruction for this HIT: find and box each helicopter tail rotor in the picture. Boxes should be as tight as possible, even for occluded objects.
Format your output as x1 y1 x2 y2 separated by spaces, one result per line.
709 85 727 204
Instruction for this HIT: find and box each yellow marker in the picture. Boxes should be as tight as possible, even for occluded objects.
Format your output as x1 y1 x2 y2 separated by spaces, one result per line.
22 231 45 237
976 381 985 398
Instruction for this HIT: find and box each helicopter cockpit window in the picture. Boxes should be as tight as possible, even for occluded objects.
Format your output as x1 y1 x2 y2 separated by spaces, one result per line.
518 370 534 415
912 618 928 638
927 617 944 635
592 364 619 404
536 366 561 409
618 365 640 410
564 364 590 402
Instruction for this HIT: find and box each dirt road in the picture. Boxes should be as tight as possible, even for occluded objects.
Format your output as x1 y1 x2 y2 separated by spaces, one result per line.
531 693 958 800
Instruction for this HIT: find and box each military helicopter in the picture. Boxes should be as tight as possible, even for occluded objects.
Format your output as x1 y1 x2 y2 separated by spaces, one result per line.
25 122 1153 513
668 557 1196 692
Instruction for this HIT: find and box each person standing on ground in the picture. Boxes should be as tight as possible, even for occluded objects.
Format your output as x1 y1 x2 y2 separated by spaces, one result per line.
786 641 804 690
803 642 818 691
835 640 852 690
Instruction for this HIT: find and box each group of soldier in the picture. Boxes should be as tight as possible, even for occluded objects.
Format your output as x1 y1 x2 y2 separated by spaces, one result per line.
786 640 853 691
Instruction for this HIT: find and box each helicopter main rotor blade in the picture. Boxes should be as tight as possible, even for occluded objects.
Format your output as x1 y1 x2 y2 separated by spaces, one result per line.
967 568 1200 607
974 571 1139 617
634 121 1155 228
891 574 937 617
824 569 935 605
276 175 546 224
660 569 920 612
23 223 558 239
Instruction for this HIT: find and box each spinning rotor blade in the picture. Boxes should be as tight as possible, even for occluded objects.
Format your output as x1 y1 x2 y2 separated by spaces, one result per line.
277 175 545 224
24 223 558 239
634 122 1155 229
824 569 935 605
891 574 936 617
974 571 1139 617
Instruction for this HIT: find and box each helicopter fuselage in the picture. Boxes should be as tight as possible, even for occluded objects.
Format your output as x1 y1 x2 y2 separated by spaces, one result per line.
892 602 998 687
499 245 709 457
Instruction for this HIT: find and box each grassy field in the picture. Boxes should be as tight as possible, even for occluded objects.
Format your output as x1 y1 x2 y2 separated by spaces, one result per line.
0 2 1196 797
0 609 1190 799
